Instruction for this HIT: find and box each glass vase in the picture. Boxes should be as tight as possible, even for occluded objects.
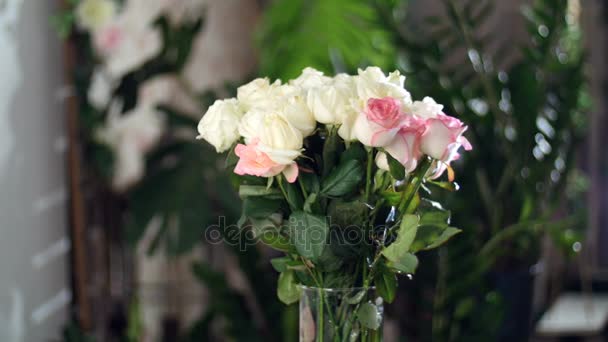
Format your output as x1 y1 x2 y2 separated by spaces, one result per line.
299 286 383 342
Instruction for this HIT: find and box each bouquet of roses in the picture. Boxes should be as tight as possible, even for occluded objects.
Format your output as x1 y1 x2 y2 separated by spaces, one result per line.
197 67 471 341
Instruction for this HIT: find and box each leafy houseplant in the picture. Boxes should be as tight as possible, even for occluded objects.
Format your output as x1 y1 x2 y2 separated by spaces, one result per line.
196 66 473 341
386 0 589 340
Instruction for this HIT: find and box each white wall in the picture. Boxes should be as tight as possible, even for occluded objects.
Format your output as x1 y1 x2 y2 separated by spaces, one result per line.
0 0 69 341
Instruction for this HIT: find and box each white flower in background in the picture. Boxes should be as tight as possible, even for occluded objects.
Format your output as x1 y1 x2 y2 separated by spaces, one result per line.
96 104 165 190
95 21 163 78
76 0 117 32
197 98 245 153
407 96 444 119
138 75 200 115
238 109 303 165
88 68 115 110
92 0 166 79
291 67 332 90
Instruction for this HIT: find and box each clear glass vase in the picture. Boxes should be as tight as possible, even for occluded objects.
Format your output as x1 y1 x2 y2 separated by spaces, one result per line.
299 286 383 342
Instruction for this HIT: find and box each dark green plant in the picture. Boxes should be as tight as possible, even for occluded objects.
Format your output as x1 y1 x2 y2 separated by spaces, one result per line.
387 0 589 340
257 0 400 79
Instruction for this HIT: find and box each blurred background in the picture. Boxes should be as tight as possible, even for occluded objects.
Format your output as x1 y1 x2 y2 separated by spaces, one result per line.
0 0 606 341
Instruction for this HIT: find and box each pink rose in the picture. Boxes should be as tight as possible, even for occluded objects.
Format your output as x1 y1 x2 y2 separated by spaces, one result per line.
94 24 123 54
420 114 472 178
353 97 406 147
384 115 427 172
234 139 299 183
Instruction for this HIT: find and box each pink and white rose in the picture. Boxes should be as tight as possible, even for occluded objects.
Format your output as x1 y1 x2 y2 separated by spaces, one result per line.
353 97 406 147
234 139 298 183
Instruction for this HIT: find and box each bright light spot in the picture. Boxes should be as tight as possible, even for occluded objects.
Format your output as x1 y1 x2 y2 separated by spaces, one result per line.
468 98 489 116
572 241 582 253
538 25 549 37
537 116 555 138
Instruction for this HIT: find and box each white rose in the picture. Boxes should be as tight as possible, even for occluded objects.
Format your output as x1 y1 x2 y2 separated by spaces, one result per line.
387 70 405 88
407 96 443 119
282 93 316 137
88 68 115 110
352 68 412 113
76 0 117 32
306 74 359 140
197 98 245 152
237 78 282 111
291 67 332 90
238 109 303 165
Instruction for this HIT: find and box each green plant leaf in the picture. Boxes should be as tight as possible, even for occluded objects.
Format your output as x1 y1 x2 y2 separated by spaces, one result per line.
289 211 329 262
322 131 343 177
258 230 293 252
320 159 363 197
424 227 462 250
277 270 301 305
270 257 290 272
386 252 419 274
375 262 397 303
239 185 282 198
357 303 381 330
387 153 406 180
242 197 282 219
382 214 420 258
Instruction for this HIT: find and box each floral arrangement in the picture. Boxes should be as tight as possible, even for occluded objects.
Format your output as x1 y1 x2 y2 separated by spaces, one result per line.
56 0 205 191
197 66 472 339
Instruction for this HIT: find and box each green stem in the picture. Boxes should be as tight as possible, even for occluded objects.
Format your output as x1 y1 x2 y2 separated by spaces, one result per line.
298 177 309 199
317 287 324 342
397 158 432 214
365 148 374 202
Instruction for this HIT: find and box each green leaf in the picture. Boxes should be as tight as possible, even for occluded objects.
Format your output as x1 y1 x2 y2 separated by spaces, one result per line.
386 253 419 274
242 197 282 219
270 257 290 272
340 142 366 164
316 245 343 272
289 211 329 262
427 180 460 192
327 199 369 229
320 159 363 197
277 270 301 305
285 181 304 210
382 214 419 257
239 185 282 198
303 192 318 214
375 263 397 303
424 227 462 250
419 209 451 227
387 153 406 180
357 303 381 330
258 230 293 252
322 131 343 177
